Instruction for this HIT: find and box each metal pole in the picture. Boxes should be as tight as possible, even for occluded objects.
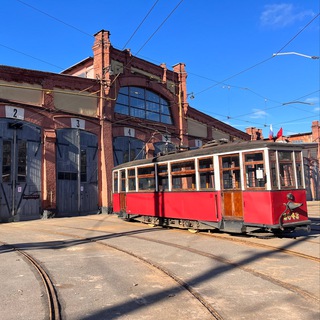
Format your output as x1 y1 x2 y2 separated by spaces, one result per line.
11 128 16 217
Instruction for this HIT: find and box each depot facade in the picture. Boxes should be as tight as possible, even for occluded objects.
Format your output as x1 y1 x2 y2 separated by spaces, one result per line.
0 30 251 222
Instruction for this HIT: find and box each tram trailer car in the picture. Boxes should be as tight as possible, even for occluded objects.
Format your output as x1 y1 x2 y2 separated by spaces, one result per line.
112 141 311 234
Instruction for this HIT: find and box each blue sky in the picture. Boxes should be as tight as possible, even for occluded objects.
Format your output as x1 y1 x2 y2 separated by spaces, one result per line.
1 0 319 137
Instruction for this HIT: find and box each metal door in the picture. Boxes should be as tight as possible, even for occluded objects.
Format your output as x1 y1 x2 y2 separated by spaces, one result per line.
56 129 98 215
219 153 243 219
0 120 42 222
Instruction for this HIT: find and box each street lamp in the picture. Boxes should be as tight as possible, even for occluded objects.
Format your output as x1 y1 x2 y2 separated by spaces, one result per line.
273 52 319 59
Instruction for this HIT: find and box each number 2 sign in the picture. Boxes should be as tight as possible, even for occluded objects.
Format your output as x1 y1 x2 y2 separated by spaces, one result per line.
5 106 25 120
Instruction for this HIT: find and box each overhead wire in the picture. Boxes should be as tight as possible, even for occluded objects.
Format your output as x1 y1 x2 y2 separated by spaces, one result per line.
16 0 93 38
194 12 319 97
108 0 185 88
120 0 160 50
4 1 320 133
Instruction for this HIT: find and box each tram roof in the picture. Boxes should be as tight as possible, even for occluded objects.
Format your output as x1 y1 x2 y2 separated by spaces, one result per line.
113 140 305 170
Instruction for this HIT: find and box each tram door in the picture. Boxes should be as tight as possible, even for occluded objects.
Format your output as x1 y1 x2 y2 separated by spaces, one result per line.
0 120 42 222
219 154 243 219
56 129 98 215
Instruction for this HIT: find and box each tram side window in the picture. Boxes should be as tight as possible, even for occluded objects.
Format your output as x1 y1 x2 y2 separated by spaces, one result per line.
221 155 241 190
138 166 155 191
244 152 265 189
2 141 11 182
269 151 278 189
198 157 214 190
128 168 136 191
158 164 168 191
171 160 196 190
295 151 303 188
113 171 118 193
279 151 295 188
120 170 126 192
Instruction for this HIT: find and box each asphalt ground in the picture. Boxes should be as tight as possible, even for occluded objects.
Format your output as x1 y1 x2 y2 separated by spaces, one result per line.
0 201 319 320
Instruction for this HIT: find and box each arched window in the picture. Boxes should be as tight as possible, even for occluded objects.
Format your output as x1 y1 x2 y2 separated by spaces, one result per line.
115 86 173 125
113 136 145 166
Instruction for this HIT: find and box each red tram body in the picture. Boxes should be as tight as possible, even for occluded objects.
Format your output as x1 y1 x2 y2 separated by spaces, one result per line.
112 141 311 234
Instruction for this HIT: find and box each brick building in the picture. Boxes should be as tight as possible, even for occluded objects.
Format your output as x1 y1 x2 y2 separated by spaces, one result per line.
0 30 250 222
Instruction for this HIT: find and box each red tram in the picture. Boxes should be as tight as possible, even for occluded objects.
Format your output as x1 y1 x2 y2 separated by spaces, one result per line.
112 141 311 234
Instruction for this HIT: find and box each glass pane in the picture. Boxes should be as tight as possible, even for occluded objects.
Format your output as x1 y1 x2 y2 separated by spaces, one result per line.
200 172 214 189
280 164 295 187
160 114 172 124
146 111 160 121
130 97 145 108
245 164 265 188
199 158 213 169
2 140 11 182
279 151 292 161
130 107 145 118
270 162 278 189
80 149 87 182
118 87 129 94
17 141 26 182
117 93 129 105
115 104 129 115
129 87 144 97
222 156 239 168
146 90 159 103
113 172 118 192
245 152 263 162
128 177 136 190
120 170 126 191
146 101 159 112
161 104 170 115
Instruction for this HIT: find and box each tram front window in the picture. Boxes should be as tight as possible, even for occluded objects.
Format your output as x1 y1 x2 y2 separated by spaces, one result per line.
279 151 295 188
244 152 265 189
295 151 303 188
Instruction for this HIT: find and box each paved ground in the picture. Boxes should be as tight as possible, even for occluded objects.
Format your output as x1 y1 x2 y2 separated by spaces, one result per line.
0 201 319 320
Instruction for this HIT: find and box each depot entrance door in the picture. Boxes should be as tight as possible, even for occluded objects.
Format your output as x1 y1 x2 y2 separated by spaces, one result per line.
0 119 42 222
56 129 98 215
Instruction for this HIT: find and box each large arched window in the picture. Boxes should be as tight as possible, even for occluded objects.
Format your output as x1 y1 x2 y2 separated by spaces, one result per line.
115 86 173 124
113 136 145 166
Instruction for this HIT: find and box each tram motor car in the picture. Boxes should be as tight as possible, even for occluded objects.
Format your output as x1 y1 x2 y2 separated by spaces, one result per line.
112 141 311 234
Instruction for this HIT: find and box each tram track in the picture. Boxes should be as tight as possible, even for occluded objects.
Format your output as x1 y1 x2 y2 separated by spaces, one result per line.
0 241 61 320
14 228 223 320
24 222 320 306
201 232 320 263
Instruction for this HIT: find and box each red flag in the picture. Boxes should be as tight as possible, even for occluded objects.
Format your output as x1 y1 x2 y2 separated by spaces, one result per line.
276 127 283 138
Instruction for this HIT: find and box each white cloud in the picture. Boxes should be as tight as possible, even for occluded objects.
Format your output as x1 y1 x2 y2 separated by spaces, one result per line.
305 97 319 105
250 108 268 119
260 3 314 28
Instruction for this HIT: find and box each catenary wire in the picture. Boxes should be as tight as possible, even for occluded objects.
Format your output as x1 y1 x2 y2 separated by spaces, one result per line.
5 2 319 132
194 13 320 97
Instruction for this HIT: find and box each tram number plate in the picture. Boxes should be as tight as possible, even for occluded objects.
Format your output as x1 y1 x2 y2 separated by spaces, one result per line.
283 212 300 221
